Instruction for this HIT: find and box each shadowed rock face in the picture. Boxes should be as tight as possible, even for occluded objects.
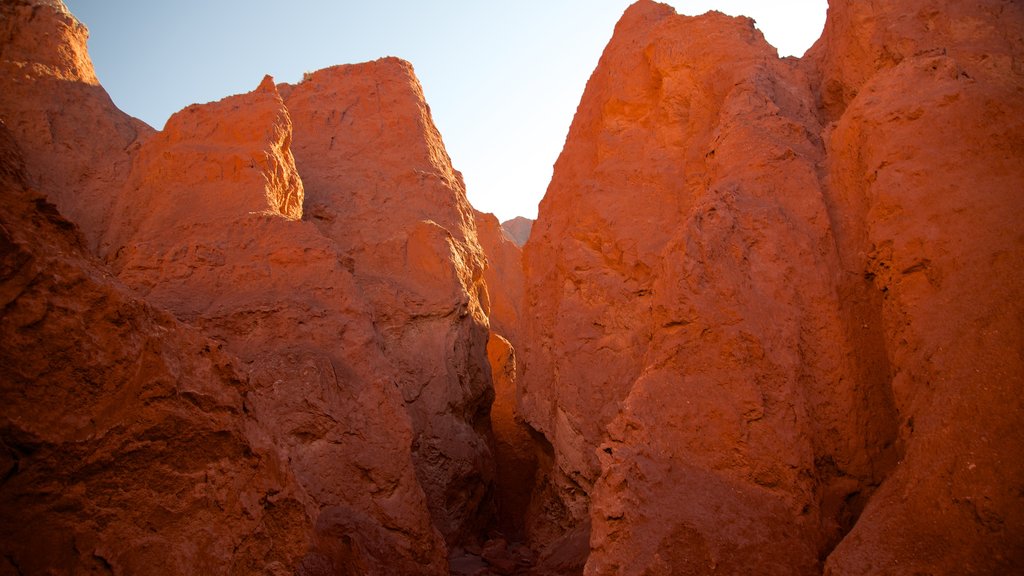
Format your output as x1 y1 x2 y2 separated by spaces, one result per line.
0 122 314 575
519 0 1024 574
2 0 1022 574
474 210 536 542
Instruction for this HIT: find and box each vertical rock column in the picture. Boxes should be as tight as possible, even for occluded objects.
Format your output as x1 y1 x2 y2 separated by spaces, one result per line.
521 1 901 573
474 210 537 540
101 76 449 573
806 0 1024 572
280 59 496 546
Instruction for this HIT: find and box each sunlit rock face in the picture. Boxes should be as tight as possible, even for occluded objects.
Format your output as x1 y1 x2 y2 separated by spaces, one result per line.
0 0 151 252
804 0 1024 573
1 1 496 573
520 0 1024 574
2 0 1022 574
279 61 495 547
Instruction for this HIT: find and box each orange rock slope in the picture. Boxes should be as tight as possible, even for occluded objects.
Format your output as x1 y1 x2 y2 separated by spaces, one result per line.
520 0 1023 574
2 0 1023 574
1 0 494 573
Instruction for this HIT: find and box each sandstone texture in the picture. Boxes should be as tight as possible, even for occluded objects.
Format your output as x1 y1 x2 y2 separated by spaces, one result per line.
474 211 535 542
520 0 1024 574
0 122 314 575
0 0 151 251
279 61 495 546
500 216 534 248
3 0 1023 574
1 1 498 573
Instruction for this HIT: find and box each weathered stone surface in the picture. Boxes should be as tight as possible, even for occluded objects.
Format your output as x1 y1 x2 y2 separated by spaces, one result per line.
805 0 1024 121
475 210 533 535
0 0 151 251
1 2 495 572
520 0 1023 574
0 122 314 575
279 60 496 546
476 211 525 343
501 216 534 247
100 76 448 574
808 1 1024 573
4 0 1022 573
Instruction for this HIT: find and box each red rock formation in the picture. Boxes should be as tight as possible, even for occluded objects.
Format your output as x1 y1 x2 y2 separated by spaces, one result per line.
4 0 1022 573
100 75 449 573
806 1 1024 573
0 122 313 574
0 0 151 251
279 61 495 547
520 0 1024 574
1 2 495 573
476 211 525 343
501 216 534 248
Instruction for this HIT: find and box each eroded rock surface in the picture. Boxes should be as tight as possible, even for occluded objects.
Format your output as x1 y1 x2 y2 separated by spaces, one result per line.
100 75 448 574
474 211 536 541
1 2 497 573
0 122 314 575
520 0 1023 574
279 61 495 546
808 0 1024 573
0 0 151 250
2 0 1022 574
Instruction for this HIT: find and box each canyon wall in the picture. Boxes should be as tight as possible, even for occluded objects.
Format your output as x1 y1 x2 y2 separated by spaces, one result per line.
2 0 1022 574
520 0 1023 574
0 0 496 573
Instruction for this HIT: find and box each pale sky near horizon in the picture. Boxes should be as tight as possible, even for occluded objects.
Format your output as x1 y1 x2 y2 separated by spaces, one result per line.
64 1 827 221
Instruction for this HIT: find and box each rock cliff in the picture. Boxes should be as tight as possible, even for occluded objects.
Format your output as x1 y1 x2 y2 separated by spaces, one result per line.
1 0 1022 574
0 0 151 251
1 1 495 573
520 0 1023 574
0 120 315 574
278 61 494 546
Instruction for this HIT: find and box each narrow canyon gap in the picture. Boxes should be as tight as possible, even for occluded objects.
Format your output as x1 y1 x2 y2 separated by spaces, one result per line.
0 0 1022 575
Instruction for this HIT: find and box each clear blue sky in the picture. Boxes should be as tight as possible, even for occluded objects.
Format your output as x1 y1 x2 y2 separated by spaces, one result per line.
64 1 826 221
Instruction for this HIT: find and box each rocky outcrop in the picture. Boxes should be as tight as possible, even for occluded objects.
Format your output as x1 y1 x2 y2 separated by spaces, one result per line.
501 216 534 247
0 122 313 575
3 0 1022 573
279 61 495 546
807 0 1024 573
1 2 495 573
476 211 525 343
100 74 448 573
520 0 1023 574
474 211 535 541
0 0 151 251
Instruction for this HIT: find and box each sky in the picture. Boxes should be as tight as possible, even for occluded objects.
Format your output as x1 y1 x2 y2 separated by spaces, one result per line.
64 1 827 221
